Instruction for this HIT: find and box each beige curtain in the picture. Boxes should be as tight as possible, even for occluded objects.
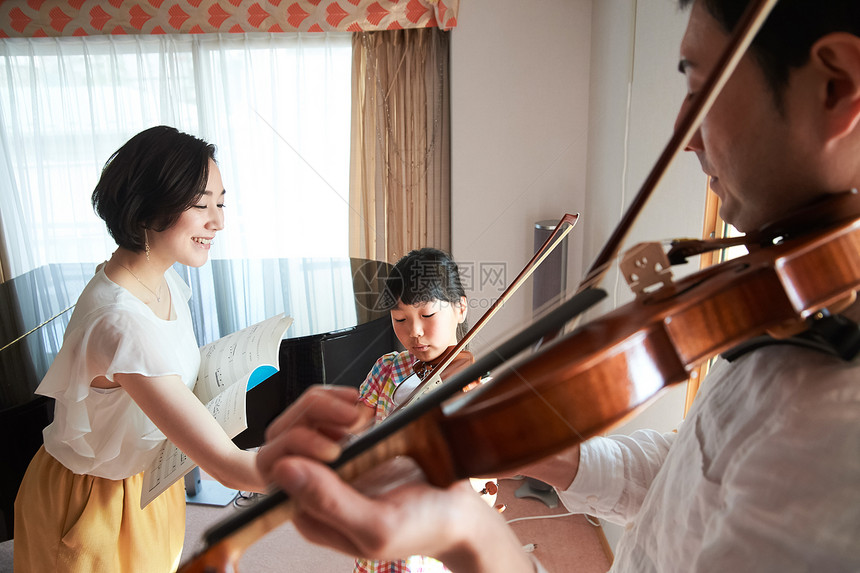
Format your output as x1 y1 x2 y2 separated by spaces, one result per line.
349 28 451 263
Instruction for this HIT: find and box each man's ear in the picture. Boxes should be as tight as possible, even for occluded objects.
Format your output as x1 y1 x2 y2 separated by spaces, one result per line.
810 32 860 141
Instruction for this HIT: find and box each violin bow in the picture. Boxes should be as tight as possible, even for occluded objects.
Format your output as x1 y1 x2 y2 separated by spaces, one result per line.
390 212 580 411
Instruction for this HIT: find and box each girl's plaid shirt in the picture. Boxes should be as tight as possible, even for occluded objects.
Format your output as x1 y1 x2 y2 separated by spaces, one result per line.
359 350 416 422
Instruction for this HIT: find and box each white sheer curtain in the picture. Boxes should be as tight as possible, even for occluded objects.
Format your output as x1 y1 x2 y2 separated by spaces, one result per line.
0 32 352 280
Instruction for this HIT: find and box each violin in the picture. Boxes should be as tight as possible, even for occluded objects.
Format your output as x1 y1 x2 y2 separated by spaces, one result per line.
445 193 860 475
352 191 860 480
390 346 479 406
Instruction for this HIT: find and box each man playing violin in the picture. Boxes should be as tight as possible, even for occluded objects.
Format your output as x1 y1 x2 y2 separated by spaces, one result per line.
257 1 860 571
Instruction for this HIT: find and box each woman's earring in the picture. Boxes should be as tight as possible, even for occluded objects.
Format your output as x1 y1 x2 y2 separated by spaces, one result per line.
144 229 151 262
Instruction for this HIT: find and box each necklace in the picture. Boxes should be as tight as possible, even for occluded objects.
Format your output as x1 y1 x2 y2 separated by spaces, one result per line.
114 261 163 303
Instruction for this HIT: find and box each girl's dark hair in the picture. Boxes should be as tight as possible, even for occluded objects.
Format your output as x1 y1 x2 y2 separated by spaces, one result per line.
91 125 217 251
384 248 468 338
386 248 466 305
680 0 860 110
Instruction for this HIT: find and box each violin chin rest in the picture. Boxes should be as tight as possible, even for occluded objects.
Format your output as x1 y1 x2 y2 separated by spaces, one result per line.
767 291 858 340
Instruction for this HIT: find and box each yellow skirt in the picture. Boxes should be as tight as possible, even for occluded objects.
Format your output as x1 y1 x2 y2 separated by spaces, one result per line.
14 446 186 573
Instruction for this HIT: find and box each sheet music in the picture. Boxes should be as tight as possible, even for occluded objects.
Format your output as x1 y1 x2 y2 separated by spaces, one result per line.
140 314 292 508
194 315 292 404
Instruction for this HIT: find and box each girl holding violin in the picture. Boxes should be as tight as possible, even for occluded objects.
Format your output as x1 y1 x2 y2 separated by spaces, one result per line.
254 0 860 571
353 247 469 572
356 248 470 424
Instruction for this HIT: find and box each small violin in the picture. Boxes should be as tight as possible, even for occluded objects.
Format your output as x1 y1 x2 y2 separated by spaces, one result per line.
391 346 479 407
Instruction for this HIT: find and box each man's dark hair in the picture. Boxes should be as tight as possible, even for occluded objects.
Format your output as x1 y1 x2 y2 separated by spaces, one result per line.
91 125 217 251
680 0 860 106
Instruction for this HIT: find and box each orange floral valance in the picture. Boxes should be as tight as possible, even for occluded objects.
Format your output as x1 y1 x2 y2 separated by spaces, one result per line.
0 0 458 37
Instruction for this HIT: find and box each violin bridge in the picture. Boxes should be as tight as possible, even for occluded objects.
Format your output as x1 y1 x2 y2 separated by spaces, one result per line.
620 242 675 299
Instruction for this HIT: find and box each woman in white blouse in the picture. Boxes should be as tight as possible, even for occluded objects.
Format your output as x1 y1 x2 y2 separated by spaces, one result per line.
14 126 267 572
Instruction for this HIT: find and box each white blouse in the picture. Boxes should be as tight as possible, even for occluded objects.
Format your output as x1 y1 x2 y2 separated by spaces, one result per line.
38 265 200 480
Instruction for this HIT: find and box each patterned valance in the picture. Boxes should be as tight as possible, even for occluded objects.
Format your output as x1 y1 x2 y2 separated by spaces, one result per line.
0 0 458 38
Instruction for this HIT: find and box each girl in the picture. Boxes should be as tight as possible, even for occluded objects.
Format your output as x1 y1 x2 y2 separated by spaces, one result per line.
354 247 468 573
14 126 267 572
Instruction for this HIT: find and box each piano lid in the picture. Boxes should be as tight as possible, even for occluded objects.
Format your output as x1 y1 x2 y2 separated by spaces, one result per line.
0 263 94 408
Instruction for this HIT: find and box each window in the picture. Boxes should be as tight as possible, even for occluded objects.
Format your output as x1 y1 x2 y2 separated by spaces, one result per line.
0 32 352 279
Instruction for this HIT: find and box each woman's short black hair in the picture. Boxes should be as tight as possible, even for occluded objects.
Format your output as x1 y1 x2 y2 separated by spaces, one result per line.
91 125 217 251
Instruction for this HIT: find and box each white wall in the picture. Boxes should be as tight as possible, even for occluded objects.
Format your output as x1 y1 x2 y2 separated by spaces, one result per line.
450 0 710 552
450 0 591 353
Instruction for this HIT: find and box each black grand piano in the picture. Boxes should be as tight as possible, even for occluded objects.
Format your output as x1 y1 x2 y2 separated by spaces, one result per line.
0 257 397 541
